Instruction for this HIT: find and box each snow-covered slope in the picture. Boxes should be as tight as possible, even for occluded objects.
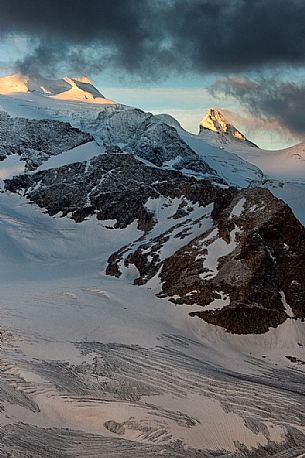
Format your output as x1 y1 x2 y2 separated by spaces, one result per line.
178 129 264 187
217 136 305 226
226 140 305 181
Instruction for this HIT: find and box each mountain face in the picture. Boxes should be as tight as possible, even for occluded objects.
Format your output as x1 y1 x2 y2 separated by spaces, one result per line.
5 144 305 335
0 73 114 104
1 100 304 336
1 81 305 456
0 111 93 171
161 188 305 333
200 108 257 146
82 106 222 179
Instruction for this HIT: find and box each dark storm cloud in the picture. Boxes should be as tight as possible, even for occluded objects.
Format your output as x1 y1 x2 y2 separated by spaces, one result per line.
212 77 305 138
0 0 305 77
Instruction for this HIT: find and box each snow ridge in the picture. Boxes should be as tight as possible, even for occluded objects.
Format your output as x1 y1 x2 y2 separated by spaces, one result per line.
0 73 114 104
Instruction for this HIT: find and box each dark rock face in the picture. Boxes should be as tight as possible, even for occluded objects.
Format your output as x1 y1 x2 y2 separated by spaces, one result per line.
0 111 93 170
160 188 305 334
5 151 231 230
190 306 287 335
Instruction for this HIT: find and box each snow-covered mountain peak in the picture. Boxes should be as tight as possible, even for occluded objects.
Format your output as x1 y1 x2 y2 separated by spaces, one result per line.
199 108 255 146
72 76 92 84
0 73 29 94
200 108 231 134
0 73 114 104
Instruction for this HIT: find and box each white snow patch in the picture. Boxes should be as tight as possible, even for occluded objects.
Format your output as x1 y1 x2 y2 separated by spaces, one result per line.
199 226 240 279
118 260 141 282
248 204 257 213
162 156 183 169
204 292 230 311
0 154 25 186
280 291 295 318
185 290 198 296
36 141 104 171
229 197 246 219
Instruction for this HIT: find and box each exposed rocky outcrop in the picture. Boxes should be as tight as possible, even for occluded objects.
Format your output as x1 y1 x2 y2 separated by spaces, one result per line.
0 111 93 170
160 188 305 333
82 106 220 180
5 150 231 230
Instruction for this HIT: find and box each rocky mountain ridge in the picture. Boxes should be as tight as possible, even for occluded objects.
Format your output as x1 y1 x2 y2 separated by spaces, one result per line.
5 148 305 334
82 106 222 179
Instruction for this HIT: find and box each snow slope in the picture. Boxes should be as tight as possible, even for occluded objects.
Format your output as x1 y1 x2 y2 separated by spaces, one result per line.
218 142 305 225
225 141 305 182
268 181 305 226
36 141 103 172
179 130 264 187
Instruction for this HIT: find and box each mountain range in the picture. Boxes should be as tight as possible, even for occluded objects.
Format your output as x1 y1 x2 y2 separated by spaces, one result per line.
0 73 305 457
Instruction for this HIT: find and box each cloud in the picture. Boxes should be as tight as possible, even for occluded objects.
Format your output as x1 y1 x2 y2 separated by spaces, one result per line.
1 0 305 78
211 76 305 139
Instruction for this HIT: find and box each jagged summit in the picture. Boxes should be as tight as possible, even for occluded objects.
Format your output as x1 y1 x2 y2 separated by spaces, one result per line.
0 73 114 104
199 108 256 146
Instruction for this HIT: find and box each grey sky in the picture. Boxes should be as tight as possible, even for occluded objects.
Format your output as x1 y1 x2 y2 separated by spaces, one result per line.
0 0 304 149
